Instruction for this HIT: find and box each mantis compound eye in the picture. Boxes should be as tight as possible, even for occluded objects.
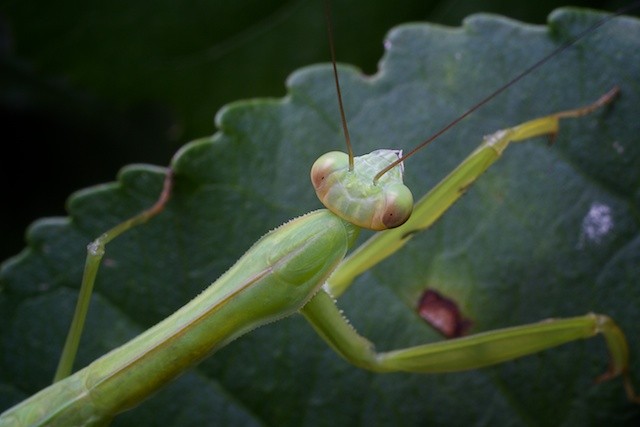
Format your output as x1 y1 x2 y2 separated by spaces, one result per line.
310 151 349 192
378 183 414 229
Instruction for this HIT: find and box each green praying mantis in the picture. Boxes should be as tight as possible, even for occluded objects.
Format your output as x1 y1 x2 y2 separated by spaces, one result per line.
1 3 640 426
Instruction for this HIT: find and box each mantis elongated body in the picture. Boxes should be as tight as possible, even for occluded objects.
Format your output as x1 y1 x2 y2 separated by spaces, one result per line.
1 6 640 427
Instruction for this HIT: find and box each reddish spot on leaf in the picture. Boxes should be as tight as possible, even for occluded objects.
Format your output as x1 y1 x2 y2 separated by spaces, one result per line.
417 289 472 338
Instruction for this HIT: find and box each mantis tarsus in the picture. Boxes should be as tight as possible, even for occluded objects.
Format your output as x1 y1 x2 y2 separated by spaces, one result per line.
1 4 640 427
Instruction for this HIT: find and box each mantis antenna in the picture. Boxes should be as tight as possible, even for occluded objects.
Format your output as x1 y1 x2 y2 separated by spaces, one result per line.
323 0 354 171
371 0 640 183
315 0 638 230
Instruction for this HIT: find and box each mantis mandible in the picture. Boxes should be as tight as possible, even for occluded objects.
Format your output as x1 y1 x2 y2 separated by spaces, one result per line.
1 4 640 426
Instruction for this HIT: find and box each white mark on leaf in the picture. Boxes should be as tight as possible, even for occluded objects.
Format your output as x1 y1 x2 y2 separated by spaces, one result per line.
578 202 614 248
612 141 625 154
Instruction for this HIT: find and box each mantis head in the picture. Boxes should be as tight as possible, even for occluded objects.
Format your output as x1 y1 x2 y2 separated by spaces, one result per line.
310 149 414 230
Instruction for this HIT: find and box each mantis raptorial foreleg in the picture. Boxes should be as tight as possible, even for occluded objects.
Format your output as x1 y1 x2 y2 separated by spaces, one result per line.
309 89 637 403
303 290 630 386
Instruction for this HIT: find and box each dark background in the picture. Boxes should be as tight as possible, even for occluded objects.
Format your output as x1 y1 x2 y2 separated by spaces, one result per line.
0 0 634 261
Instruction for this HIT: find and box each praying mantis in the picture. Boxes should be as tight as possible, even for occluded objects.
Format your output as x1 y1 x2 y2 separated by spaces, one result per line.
1 3 640 426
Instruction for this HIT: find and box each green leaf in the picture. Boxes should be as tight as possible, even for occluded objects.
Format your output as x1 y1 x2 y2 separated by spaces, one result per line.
2 8 640 426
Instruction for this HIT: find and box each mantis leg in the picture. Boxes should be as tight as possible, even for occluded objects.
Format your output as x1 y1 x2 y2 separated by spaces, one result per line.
53 169 174 382
312 87 638 401
301 290 639 402
327 87 620 296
